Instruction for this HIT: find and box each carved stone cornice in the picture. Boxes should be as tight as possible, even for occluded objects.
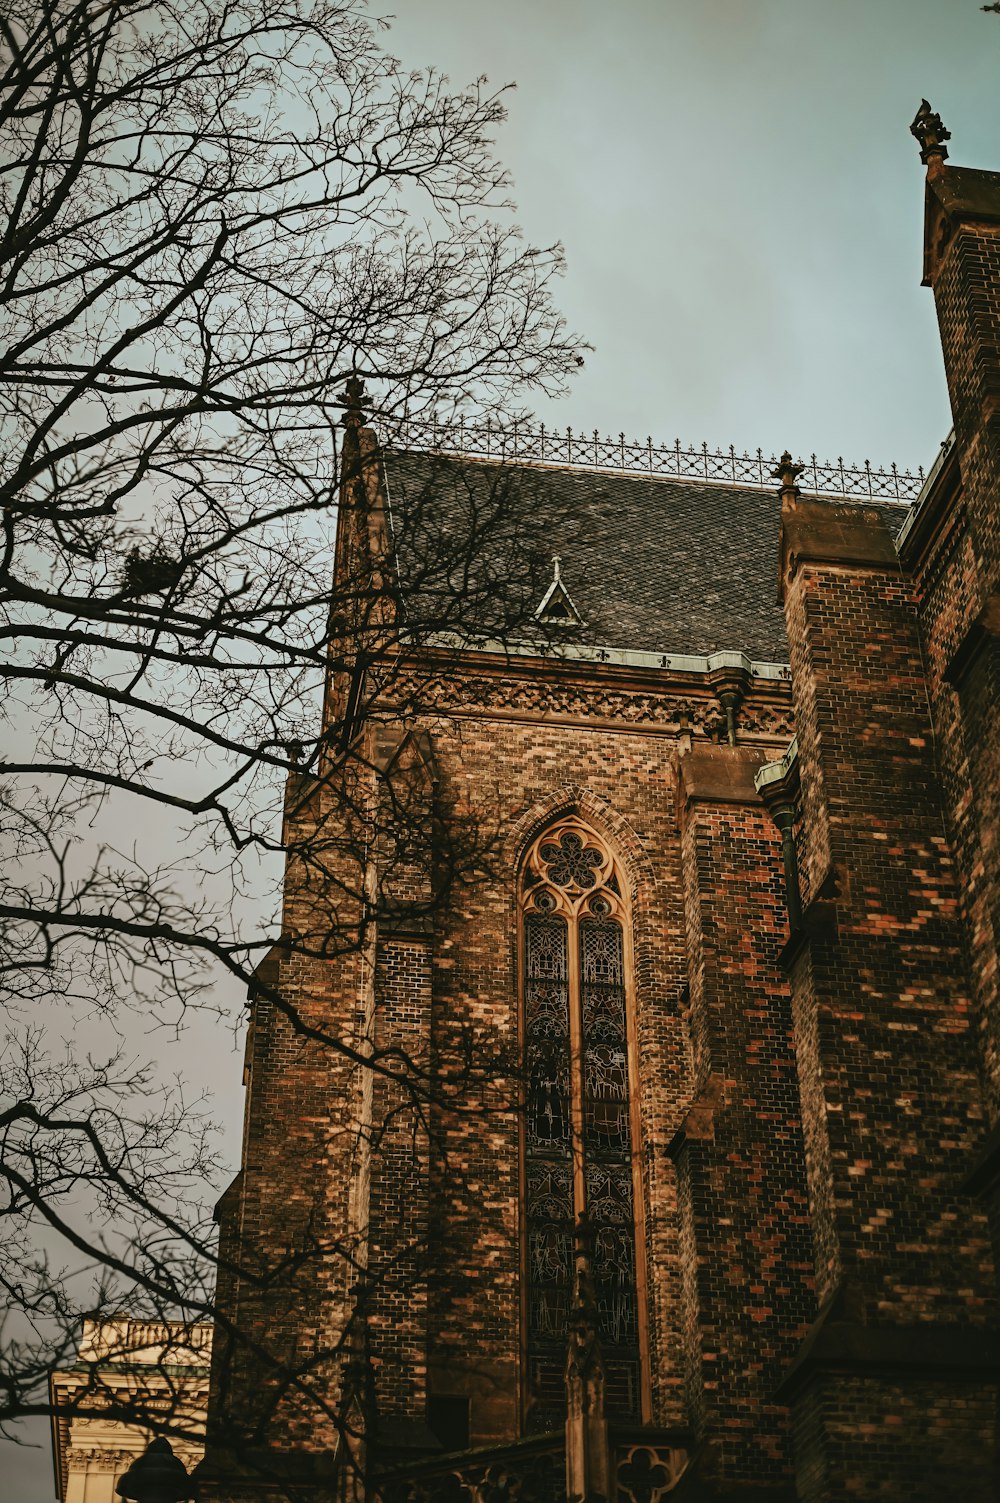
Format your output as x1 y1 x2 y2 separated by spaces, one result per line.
391 671 794 745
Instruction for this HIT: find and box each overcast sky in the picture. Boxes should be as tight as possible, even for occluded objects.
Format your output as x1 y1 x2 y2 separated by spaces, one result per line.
389 0 997 467
7 4 998 1499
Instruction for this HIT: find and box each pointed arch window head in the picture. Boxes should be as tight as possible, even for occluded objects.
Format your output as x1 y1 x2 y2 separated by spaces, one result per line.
520 817 643 1434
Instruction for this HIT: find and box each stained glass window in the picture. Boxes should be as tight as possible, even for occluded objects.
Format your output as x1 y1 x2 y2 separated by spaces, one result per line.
521 819 643 1432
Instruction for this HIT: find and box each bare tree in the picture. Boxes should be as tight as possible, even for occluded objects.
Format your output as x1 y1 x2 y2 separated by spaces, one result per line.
0 0 583 1465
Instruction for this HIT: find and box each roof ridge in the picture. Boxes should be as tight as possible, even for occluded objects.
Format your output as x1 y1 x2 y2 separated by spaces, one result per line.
384 419 923 504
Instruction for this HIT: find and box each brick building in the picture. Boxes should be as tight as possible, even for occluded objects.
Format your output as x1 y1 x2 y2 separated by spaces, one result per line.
50 1319 211 1503
197 109 1000 1502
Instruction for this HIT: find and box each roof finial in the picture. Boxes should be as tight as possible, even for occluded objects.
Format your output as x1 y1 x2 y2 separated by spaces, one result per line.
910 99 951 175
337 374 368 430
771 450 804 508
551 552 562 582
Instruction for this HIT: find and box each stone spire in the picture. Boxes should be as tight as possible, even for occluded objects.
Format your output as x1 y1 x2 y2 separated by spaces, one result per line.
910 99 951 179
771 450 804 510
338 373 368 431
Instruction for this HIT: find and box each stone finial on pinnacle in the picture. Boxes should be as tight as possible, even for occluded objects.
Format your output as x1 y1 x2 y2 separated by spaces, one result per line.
910 99 951 169
338 374 368 429
771 450 804 506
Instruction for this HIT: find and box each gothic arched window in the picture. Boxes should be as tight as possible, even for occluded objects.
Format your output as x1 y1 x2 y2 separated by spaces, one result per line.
520 817 645 1433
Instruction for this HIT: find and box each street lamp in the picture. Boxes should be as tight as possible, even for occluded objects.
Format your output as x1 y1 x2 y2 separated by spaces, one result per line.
115 1437 194 1503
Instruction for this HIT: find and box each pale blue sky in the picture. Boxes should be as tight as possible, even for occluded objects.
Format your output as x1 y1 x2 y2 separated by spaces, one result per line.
6 5 998 1499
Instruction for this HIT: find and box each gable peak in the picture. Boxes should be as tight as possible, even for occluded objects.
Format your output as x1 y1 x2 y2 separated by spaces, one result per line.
535 554 585 627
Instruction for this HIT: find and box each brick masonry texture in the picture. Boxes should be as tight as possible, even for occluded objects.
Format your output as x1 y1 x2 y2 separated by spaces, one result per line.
200 149 1000 1503
789 1377 996 1502
916 193 1000 1133
674 753 815 1489
421 710 702 1438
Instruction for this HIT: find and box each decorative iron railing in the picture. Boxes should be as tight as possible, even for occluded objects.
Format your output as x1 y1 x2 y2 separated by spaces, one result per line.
391 417 924 503
380 1440 564 1503
379 1432 690 1503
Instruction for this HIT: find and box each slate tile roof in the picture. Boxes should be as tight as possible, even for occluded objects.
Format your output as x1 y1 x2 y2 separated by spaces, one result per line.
381 450 910 665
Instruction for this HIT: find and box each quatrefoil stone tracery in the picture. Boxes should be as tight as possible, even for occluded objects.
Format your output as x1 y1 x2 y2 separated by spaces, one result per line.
617 1445 689 1502
539 830 603 889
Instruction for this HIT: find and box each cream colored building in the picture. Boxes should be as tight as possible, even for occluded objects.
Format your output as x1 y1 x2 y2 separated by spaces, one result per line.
49 1318 211 1503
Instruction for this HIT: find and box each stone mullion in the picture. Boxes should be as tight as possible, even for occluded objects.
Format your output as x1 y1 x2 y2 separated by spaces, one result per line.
565 904 587 1230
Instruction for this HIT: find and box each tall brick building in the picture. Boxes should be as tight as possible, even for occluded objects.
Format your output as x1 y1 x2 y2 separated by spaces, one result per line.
198 110 1000 1502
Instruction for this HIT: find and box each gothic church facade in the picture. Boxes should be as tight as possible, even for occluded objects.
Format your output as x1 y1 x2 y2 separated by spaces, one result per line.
198 110 1000 1503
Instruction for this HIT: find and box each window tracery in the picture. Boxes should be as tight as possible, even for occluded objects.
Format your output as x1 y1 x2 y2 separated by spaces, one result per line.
520 817 643 1433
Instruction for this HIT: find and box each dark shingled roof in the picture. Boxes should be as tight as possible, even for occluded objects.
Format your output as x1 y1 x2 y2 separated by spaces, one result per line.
381 450 910 665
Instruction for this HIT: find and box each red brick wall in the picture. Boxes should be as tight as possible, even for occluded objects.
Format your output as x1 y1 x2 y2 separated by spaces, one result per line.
205 657 805 1495
926 203 1000 594
782 533 991 1318
790 1376 996 1503
420 700 695 1441
777 490 996 1495
915 171 1000 1130
673 747 815 1489
206 766 375 1465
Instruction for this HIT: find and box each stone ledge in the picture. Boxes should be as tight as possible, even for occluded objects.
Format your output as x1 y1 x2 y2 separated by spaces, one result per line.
213 1170 243 1225
666 1074 725 1160
943 591 1000 688
777 869 840 972
780 498 899 590
963 1118 1000 1199
679 744 771 806
774 1310 1000 1402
